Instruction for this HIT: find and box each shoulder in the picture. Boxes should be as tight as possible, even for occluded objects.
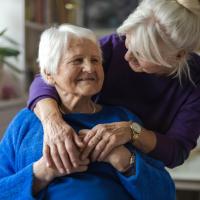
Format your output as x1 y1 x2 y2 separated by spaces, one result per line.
11 108 38 125
99 33 125 48
3 108 40 141
0 108 42 154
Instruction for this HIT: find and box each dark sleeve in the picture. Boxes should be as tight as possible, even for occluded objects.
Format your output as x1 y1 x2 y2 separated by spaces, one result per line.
149 82 200 168
27 74 59 110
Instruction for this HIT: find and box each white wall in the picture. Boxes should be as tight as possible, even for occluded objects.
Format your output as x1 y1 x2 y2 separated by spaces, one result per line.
0 0 24 71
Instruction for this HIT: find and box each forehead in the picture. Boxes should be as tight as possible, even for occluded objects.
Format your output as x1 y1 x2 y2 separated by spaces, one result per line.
66 38 99 54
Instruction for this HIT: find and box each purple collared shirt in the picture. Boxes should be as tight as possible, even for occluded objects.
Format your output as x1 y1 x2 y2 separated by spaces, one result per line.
28 33 200 168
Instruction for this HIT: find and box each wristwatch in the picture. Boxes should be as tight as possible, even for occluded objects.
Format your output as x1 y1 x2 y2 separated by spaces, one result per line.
129 122 142 144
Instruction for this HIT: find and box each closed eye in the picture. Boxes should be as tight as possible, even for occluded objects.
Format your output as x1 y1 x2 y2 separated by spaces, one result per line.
72 58 84 65
91 58 100 64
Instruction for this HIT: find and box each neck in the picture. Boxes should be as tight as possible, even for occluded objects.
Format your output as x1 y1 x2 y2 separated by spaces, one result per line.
59 94 98 114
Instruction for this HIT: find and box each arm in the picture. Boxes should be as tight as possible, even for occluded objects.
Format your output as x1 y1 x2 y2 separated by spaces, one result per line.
149 85 200 167
104 145 132 172
116 151 176 200
98 136 175 199
27 74 59 110
32 156 89 196
0 119 37 199
0 112 89 199
27 74 84 173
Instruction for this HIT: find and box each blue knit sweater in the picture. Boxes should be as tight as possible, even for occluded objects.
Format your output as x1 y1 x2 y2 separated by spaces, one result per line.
0 106 175 200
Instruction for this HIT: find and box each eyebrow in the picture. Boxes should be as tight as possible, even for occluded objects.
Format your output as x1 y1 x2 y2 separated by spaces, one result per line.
66 54 101 60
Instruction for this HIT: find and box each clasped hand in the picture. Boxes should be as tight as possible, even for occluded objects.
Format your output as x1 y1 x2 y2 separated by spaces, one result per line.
43 118 132 176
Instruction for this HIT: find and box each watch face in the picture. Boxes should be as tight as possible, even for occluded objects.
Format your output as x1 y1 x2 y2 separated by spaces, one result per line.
132 123 141 134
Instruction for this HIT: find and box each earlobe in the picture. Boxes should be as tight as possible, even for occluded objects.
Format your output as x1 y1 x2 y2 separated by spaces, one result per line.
176 50 186 60
44 69 55 85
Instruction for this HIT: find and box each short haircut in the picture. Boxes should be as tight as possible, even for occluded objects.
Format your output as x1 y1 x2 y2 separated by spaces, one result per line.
38 24 102 81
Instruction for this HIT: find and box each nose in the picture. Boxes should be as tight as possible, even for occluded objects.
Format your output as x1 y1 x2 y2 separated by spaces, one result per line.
124 49 133 62
82 59 94 73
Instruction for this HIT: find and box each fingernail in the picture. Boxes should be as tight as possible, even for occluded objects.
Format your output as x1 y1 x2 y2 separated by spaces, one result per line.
46 163 50 167
60 169 65 174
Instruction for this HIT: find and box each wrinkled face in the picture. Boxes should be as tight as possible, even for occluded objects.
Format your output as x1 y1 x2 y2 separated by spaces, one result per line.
52 38 104 97
124 34 172 75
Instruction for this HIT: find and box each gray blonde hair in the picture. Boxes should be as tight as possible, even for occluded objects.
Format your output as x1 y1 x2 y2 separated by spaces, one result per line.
117 0 200 81
38 24 101 81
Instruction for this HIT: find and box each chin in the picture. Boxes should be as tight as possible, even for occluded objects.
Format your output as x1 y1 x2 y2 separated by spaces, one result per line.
80 88 101 97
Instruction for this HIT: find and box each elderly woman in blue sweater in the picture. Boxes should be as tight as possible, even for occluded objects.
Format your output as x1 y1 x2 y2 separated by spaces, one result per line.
0 24 175 200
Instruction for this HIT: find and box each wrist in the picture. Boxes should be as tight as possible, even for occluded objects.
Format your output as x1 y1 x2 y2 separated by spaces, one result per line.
42 110 62 125
122 152 136 176
33 158 55 183
129 122 142 144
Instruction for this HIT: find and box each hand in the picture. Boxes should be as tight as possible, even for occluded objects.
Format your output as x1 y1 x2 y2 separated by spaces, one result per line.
104 146 132 172
33 156 89 182
43 113 85 174
81 121 132 162
33 156 89 195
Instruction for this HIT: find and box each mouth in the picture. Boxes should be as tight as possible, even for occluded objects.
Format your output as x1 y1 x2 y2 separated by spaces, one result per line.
77 74 97 82
77 78 96 81
129 61 140 68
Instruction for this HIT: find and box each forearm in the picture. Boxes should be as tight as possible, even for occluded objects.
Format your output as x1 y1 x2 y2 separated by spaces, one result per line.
132 127 187 168
133 127 157 154
34 98 61 122
148 133 188 168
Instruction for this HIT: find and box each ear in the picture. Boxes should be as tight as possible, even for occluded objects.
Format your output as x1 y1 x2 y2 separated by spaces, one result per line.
43 69 55 85
176 50 186 60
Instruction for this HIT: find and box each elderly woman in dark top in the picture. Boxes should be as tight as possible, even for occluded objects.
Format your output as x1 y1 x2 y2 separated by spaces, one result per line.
28 0 200 172
0 24 175 199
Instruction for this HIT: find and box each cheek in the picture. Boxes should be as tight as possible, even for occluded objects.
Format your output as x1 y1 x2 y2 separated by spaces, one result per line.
97 67 105 88
142 63 164 73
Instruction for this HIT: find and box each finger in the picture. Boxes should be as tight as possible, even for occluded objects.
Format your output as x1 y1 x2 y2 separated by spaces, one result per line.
73 165 88 173
83 130 96 143
81 134 102 160
91 131 114 161
91 139 108 162
50 144 65 174
98 139 118 161
78 129 89 143
65 139 80 168
74 133 85 149
79 129 90 137
79 158 90 165
43 144 53 167
57 142 72 173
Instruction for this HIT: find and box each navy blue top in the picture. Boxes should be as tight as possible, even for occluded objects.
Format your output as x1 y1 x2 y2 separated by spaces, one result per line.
27 33 200 168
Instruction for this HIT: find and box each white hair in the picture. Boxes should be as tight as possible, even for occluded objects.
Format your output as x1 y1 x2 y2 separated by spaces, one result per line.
38 24 101 82
117 0 200 81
